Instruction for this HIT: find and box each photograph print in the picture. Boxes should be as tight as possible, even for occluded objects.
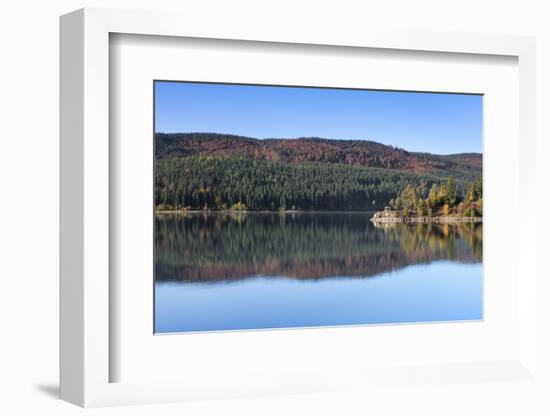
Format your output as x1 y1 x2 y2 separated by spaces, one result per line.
154 81 483 333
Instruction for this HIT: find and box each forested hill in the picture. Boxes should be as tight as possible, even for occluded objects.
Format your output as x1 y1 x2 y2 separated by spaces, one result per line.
154 132 482 211
155 132 482 180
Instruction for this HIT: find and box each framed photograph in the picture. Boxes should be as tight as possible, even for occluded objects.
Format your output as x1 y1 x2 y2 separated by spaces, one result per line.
60 8 538 407
152 81 484 334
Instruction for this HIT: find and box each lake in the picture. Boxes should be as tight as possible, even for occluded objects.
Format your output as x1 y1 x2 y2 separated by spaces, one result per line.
155 212 483 333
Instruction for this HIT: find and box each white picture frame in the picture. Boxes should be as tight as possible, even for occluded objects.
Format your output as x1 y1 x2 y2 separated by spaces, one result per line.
60 7 538 407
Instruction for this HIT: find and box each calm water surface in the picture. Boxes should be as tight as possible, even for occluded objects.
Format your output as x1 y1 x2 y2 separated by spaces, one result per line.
155 212 482 333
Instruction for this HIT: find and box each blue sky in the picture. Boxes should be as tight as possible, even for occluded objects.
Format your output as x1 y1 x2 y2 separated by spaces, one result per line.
155 81 482 155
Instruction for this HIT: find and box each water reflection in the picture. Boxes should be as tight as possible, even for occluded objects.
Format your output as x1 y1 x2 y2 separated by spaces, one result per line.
155 212 482 282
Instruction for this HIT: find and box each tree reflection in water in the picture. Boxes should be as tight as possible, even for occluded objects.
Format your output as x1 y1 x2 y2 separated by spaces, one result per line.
155 212 482 283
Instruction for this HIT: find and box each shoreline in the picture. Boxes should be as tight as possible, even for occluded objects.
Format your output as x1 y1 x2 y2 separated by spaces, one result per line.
155 209 378 215
154 209 482 223
370 216 482 223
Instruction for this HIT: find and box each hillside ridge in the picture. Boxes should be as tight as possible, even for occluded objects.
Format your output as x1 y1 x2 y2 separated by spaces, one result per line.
155 132 481 179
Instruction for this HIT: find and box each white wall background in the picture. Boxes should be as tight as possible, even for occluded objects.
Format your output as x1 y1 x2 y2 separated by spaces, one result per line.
1 1 548 415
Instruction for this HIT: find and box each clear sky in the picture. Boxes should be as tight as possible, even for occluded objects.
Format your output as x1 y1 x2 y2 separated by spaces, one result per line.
155 81 482 155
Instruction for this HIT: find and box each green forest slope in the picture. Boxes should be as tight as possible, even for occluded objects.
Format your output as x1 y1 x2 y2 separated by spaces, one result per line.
155 133 482 211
